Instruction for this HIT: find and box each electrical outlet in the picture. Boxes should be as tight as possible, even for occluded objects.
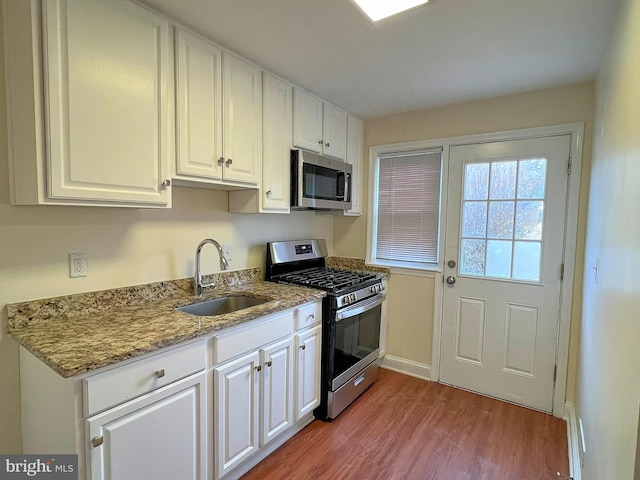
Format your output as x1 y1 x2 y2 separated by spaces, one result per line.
223 243 233 263
69 253 88 278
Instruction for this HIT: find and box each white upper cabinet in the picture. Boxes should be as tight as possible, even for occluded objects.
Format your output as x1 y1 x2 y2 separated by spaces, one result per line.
175 28 223 180
292 89 324 153
228 72 292 213
5 0 173 207
222 52 262 185
345 114 364 216
293 88 348 160
261 73 292 212
174 32 261 187
322 103 348 160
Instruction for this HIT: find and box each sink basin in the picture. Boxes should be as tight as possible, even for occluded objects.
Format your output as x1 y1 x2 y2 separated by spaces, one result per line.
177 295 268 316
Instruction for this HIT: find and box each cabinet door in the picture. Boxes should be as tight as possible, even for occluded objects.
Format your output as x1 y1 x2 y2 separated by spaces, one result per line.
345 114 364 216
262 73 292 213
43 0 172 206
293 88 323 153
294 325 322 421
87 372 205 480
322 103 348 160
214 351 260 479
261 337 294 446
222 52 261 185
176 29 223 180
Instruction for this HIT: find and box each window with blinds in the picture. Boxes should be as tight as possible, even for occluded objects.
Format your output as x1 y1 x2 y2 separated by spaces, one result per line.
374 149 443 267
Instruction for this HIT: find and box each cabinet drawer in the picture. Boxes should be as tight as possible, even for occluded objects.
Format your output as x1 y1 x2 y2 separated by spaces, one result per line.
84 341 205 416
295 302 322 331
213 310 293 364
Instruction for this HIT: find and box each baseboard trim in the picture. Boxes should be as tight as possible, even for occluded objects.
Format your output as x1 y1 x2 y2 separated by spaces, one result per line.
564 401 582 480
381 354 431 381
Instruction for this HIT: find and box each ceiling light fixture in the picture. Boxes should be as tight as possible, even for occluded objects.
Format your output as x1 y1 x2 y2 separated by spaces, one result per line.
351 0 430 22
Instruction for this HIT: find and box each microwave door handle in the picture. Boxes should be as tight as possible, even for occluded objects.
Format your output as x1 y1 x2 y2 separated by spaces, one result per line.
336 294 386 321
345 173 351 203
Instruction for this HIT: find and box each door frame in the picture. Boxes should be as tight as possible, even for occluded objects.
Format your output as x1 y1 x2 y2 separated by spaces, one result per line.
430 123 584 418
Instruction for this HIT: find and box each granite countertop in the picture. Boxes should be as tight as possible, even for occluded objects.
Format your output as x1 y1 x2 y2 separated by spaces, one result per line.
6 268 326 378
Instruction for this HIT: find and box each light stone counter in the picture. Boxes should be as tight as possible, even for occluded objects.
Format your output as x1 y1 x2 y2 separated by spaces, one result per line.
6 268 325 378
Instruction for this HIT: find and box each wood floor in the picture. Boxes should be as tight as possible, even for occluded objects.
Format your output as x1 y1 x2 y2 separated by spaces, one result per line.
241 368 568 480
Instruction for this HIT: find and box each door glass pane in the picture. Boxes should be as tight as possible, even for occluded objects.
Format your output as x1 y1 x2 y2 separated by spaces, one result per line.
486 240 512 278
489 161 516 199
460 239 485 276
488 201 514 239
459 157 548 283
518 159 546 199
515 201 544 240
513 241 541 281
464 163 489 200
463 202 487 238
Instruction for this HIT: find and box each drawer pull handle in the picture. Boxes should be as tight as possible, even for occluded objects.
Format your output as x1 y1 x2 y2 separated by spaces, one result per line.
255 365 262 372
91 436 104 448
266 361 272 368
308 314 315 320
155 369 166 379
300 345 306 350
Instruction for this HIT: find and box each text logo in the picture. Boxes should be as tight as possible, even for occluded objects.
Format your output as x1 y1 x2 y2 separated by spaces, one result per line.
0 456 77 480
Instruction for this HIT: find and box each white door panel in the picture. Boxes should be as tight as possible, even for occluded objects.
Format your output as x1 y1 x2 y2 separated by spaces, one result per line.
441 135 571 412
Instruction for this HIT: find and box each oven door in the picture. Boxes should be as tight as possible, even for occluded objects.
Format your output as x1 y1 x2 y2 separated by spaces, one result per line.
331 293 385 390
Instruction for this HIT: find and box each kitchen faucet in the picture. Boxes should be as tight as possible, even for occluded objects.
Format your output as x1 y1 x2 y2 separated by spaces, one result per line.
194 239 230 296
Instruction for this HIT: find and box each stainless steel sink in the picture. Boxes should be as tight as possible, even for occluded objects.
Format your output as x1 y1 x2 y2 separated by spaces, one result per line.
177 295 268 316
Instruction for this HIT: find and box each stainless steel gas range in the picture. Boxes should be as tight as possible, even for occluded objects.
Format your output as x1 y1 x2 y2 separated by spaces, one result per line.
266 239 385 420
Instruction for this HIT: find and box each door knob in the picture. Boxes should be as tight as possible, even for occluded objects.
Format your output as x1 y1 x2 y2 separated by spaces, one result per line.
446 276 456 285
447 260 457 268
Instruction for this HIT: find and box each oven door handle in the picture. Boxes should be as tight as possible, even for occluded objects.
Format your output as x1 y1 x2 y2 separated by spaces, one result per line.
336 294 386 321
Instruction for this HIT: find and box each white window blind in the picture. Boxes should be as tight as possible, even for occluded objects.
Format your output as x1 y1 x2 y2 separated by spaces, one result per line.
375 149 443 266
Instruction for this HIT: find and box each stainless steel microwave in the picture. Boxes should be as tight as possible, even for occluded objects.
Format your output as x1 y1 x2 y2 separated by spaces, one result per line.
291 149 352 211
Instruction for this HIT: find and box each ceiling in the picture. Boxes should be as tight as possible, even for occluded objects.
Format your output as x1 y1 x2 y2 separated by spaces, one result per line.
141 0 621 119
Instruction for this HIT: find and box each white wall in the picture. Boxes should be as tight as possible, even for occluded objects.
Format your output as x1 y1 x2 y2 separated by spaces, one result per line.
575 0 640 477
0 7 333 452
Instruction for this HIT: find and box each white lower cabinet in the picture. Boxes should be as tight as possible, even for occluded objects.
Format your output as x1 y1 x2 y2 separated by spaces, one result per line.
213 351 261 479
294 324 322 420
87 372 206 480
260 337 294 445
212 336 294 479
212 302 321 479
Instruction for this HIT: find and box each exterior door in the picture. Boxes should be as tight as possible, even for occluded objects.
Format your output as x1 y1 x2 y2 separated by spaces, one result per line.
440 135 571 412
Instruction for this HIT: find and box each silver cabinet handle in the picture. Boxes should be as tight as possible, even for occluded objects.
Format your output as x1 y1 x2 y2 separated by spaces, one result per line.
218 157 225 166
266 361 272 368
91 436 104 448
325 142 330 147
155 369 165 379
308 313 315 320
226 158 233 166
255 365 262 372
161 179 171 187
266 190 272 196
318 139 323 144
300 344 306 350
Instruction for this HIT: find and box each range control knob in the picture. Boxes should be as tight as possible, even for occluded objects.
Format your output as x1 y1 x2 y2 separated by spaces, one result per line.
370 286 376 294
342 297 349 305
350 293 356 302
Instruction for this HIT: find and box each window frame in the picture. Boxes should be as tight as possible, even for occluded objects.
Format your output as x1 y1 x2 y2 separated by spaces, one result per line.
366 139 450 273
